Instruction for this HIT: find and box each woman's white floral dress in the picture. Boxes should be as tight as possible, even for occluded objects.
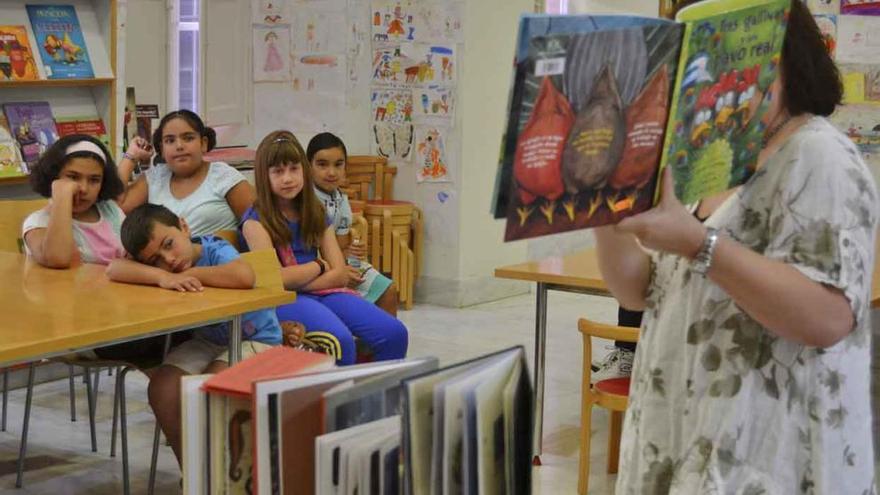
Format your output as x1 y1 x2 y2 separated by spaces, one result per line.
616 117 878 494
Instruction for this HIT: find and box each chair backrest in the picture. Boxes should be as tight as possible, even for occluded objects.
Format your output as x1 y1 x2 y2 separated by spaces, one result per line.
344 155 397 201
240 248 283 290
578 318 639 386
0 198 48 254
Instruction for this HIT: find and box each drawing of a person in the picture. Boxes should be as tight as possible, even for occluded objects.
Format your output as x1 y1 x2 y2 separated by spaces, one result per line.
387 7 405 36
306 21 316 51
263 31 284 73
421 93 430 114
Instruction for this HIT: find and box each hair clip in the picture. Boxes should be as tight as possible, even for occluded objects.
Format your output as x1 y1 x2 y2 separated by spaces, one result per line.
273 137 292 143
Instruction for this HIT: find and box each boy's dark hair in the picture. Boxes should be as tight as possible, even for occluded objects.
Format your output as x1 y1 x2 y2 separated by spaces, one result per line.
121 203 181 260
672 0 842 116
29 134 124 200
151 109 217 162
306 132 348 163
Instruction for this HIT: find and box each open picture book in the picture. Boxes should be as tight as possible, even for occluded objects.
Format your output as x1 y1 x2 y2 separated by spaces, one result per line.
493 0 790 241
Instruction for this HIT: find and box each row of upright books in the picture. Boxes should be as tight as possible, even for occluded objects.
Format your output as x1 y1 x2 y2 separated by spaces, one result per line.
182 345 533 495
1 4 94 82
0 101 108 178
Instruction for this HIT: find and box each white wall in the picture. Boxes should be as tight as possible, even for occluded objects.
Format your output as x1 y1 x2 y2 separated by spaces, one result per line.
122 0 168 119
569 0 658 15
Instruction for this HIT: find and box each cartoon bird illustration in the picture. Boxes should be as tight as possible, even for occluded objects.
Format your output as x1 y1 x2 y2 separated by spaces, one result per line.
681 53 713 88
734 64 761 129
713 70 738 133
690 85 718 147
60 32 82 64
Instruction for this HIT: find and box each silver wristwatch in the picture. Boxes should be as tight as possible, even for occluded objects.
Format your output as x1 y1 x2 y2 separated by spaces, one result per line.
691 227 719 276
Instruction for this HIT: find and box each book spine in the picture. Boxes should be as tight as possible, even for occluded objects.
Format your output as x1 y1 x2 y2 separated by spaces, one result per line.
656 22 692 205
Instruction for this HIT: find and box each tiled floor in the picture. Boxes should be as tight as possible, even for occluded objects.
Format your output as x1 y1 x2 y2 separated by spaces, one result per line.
0 291 621 494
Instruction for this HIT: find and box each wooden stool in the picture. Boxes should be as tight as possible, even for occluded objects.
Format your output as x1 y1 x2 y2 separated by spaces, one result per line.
363 200 423 309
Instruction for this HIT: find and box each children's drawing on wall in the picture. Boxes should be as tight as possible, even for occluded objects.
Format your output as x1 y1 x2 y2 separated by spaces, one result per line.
806 0 841 15
253 0 289 24
837 15 880 64
415 126 450 183
831 103 880 179
347 0 371 92
371 0 417 43
414 85 454 121
371 43 455 87
814 14 838 57
839 63 880 103
841 0 880 15
253 26 291 82
371 88 413 124
413 1 464 43
372 123 414 161
290 54 345 93
291 4 347 54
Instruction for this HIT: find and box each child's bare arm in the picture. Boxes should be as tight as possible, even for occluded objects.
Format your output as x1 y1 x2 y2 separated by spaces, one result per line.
185 259 255 289
116 176 148 214
107 258 203 292
241 219 322 290
301 226 353 291
26 180 79 268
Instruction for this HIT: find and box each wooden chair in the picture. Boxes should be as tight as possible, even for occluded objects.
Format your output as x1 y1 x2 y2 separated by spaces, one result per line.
343 155 397 202
577 318 639 495
0 198 47 254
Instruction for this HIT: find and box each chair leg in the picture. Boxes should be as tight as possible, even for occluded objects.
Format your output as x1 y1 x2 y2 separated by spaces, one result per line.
68 365 76 422
84 368 97 453
119 366 133 495
2 368 8 432
607 410 623 474
110 370 121 458
578 394 593 495
15 363 36 488
147 422 162 495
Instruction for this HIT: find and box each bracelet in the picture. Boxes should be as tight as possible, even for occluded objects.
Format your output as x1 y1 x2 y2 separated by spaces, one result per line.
314 258 326 276
122 151 135 161
691 227 719 276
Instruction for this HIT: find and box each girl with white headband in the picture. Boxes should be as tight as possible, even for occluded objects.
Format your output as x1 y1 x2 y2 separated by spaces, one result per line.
23 134 127 267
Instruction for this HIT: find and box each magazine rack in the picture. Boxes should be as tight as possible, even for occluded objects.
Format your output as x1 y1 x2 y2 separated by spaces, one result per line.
0 0 119 186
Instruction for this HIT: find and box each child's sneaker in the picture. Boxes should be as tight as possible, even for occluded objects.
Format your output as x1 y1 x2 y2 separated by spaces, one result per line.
591 347 634 383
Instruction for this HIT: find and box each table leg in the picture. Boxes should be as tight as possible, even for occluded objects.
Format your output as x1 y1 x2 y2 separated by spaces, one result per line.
228 315 243 365
533 282 548 465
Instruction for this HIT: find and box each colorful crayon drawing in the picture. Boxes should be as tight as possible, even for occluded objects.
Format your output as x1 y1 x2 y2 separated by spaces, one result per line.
291 54 345 94
371 0 417 43
415 126 450 182
414 85 455 121
841 0 880 15
371 89 413 125
291 6 346 54
252 0 288 25
371 43 455 87
253 26 290 82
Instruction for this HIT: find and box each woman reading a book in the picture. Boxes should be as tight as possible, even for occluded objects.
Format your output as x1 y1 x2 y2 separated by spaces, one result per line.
599 1 877 492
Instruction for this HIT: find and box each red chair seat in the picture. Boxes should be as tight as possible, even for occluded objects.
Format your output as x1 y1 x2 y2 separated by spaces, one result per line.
594 377 630 396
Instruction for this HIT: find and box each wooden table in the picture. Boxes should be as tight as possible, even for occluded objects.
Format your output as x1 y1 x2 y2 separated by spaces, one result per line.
496 247 880 463
0 251 295 368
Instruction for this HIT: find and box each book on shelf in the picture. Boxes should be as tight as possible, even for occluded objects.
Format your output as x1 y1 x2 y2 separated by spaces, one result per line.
182 346 531 495
0 114 26 177
0 25 39 81
2 101 59 170
26 5 94 79
56 115 109 148
123 87 136 151
493 0 790 241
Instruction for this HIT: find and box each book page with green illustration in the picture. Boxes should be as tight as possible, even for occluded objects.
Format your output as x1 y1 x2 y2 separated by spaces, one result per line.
658 0 790 205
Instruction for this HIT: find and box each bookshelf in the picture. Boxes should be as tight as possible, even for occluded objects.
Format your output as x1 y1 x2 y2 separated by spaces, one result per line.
0 0 119 186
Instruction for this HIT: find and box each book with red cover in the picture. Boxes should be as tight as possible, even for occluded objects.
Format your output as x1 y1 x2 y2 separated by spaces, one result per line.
195 347 334 494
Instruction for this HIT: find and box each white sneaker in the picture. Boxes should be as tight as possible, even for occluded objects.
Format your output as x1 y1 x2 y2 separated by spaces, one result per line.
591 348 634 383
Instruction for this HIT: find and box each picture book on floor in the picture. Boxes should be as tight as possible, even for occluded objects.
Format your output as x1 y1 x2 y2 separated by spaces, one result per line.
26 5 94 79
181 346 532 495
0 25 39 81
2 101 59 170
493 0 790 241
